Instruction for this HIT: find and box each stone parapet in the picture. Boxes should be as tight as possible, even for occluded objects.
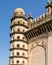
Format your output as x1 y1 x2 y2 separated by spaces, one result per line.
29 13 52 28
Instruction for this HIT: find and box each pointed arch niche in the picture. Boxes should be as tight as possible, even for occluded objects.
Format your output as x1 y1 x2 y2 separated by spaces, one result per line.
28 36 48 65
30 46 45 65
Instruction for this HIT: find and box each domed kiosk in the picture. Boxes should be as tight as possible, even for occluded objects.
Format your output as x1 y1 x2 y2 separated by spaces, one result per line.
10 8 28 65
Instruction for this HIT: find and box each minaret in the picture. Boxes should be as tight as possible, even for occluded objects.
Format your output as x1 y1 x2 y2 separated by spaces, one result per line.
46 0 52 15
9 8 28 65
28 13 33 23
28 13 33 28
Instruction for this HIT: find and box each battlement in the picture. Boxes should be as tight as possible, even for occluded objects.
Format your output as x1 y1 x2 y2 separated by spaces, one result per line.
30 12 52 28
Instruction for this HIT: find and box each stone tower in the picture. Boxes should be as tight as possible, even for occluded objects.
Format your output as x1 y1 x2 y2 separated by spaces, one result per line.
9 8 28 65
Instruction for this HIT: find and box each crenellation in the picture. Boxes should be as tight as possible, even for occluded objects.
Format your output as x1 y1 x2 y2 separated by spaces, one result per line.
33 18 37 22
37 17 40 21
29 12 52 29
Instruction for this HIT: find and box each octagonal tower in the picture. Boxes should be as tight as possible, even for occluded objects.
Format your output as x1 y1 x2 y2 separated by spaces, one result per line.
9 8 28 65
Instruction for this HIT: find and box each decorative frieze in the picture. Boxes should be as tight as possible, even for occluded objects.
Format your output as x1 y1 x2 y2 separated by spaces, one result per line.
24 19 52 41
9 48 28 51
28 35 48 52
9 56 28 59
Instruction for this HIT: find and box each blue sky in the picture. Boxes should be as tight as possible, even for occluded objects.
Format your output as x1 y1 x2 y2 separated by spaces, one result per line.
0 0 51 65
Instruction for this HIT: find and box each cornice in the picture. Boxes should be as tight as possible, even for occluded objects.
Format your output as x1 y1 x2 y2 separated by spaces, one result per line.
10 24 28 30
11 16 27 22
10 32 24 37
24 19 52 40
9 48 28 51
10 39 28 44
9 56 28 59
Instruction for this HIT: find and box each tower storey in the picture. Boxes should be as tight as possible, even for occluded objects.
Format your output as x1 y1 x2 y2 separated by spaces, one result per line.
9 8 28 65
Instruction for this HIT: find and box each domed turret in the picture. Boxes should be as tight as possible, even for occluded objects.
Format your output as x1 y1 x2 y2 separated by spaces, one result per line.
14 8 25 17
46 0 52 15
10 8 28 65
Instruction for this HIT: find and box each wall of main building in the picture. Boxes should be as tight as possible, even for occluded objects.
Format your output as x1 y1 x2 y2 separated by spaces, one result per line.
47 32 52 65
28 32 52 65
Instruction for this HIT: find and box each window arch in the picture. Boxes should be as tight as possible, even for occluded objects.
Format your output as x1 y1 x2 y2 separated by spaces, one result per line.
13 36 14 40
17 52 20 56
18 21 20 24
17 28 20 32
12 60 14 64
12 52 14 56
23 45 25 48
23 22 25 25
17 44 20 48
22 53 25 56
22 61 25 64
17 60 19 64
12 45 14 48
17 36 20 39
23 29 25 32
23 37 25 39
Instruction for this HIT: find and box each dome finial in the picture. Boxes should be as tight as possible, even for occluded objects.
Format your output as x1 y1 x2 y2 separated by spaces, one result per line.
46 0 52 8
14 8 25 17
48 0 51 2
29 13 32 18
28 13 33 19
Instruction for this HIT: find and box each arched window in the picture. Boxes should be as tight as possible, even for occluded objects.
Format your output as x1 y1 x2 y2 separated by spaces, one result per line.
17 52 20 56
23 37 25 39
17 44 20 48
12 52 14 56
23 45 25 48
22 61 25 64
17 60 19 64
23 22 25 25
17 28 20 32
22 53 25 56
18 21 20 24
12 60 14 64
12 45 14 48
17 36 20 39
23 29 25 32
13 37 14 40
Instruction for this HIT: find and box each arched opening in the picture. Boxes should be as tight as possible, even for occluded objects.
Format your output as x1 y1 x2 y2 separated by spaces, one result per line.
17 28 20 32
30 46 45 65
12 60 14 64
22 61 25 65
23 29 25 32
18 21 20 24
23 22 25 25
23 45 25 48
23 37 25 39
12 45 14 48
12 52 14 56
17 52 20 56
22 53 25 56
17 36 20 39
17 44 20 48
17 60 19 64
